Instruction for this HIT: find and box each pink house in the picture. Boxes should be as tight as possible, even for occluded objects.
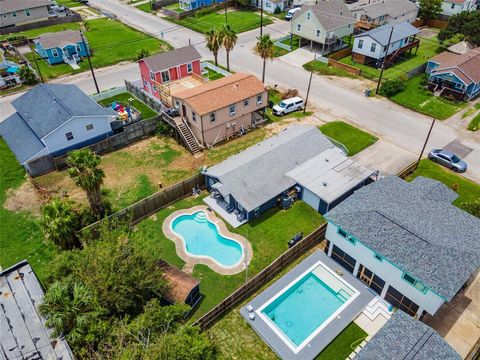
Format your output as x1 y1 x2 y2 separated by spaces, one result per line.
139 45 202 98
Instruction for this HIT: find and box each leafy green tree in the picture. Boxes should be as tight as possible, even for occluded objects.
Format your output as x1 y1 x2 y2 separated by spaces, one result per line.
67 149 107 219
39 281 99 347
458 199 480 218
418 0 442 22
136 48 150 60
221 24 237 72
205 28 223 66
18 64 36 84
379 79 405 97
438 11 480 47
146 326 216 360
41 198 81 250
255 34 275 83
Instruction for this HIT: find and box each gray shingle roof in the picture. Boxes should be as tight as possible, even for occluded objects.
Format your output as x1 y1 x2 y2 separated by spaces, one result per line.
295 0 355 31
141 45 201 73
35 30 83 49
11 84 116 139
355 21 420 46
0 260 75 360
355 310 461 360
205 126 335 212
351 0 418 20
326 175 480 300
0 112 46 164
0 0 52 14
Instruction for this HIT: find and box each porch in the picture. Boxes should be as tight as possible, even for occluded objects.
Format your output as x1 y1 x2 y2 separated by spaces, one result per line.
203 194 247 228
428 78 467 101
299 36 350 56
154 75 206 107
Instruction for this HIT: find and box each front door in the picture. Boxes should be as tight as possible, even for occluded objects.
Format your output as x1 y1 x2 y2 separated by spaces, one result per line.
182 104 186 117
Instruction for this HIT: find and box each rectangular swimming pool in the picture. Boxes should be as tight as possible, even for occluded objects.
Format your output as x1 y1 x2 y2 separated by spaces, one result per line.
257 261 358 351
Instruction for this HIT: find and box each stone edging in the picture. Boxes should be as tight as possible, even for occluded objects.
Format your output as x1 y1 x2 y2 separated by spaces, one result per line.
162 205 253 275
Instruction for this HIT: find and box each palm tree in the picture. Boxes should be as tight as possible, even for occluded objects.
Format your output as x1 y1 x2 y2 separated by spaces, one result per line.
205 28 223 67
39 281 96 346
221 24 237 72
67 149 106 219
41 198 81 250
255 34 275 83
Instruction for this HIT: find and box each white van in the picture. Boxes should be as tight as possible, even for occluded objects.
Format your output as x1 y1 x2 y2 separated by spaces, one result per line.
272 97 304 116
285 7 301 21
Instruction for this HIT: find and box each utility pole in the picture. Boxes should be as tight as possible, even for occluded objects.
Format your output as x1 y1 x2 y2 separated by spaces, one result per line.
414 118 436 171
260 0 263 36
80 31 100 94
304 70 313 114
375 25 394 95
29 40 44 83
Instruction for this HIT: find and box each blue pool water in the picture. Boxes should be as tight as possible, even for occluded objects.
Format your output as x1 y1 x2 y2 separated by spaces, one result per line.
171 211 243 267
262 272 348 346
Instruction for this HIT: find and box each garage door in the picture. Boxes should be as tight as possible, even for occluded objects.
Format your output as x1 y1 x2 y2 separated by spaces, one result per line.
302 187 320 212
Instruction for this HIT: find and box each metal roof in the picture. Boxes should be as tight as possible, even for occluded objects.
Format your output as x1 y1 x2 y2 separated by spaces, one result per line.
204 126 335 212
355 21 420 46
286 147 374 203
0 261 75 360
326 175 480 301
355 310 461 360
350 0 418 20
294 0 355 31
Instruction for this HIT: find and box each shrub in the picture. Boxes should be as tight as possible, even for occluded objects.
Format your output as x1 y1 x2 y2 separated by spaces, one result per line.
136 48 150 60
274 6 282 14
379 79 405 97
18 65 37 85
157 121 175 137
281 88 298 99
419 74 429 86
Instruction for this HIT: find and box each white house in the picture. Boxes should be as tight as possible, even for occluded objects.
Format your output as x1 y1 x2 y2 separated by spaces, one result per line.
351 21 420 67
441 0 476 16
0 84 117 167
251 0 287 13
291 0 355 53
324 176 480 317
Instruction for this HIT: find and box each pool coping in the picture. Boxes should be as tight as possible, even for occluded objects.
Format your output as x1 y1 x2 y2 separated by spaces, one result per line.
162 205 253 275
240 250 374 360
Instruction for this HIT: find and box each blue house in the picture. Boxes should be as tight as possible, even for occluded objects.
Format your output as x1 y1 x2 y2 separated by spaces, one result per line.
33 30 90 67
426 49 480 101
179 0 224 11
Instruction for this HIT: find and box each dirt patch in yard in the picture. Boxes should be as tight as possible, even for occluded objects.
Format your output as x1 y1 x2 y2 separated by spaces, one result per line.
4 181 43 215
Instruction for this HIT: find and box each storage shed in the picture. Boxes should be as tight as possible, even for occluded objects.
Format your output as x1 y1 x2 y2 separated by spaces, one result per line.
159 260 201 308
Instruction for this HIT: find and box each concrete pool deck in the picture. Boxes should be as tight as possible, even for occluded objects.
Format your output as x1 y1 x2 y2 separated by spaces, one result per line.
240 250 374 360
162 205 253 275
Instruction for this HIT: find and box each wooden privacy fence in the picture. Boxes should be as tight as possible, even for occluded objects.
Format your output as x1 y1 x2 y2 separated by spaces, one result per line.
193 224 327 330
328 59 362 76
81 173 205 236
329 47 352 61
0 12 82 35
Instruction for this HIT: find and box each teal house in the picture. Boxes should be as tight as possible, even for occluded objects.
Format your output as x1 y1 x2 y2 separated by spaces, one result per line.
34 30 90 67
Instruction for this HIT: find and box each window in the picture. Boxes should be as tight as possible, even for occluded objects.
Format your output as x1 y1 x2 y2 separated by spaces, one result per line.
86 124 94 131
348 24 351 28
76 44 81 53
370 43 376 52
316 29 320 37
210 112 216 123
402 273 428 294
374 254 383 262
256 94 263 105
161 70 170 83
307 11 311 20
25 8 31 16
51 48 59 57
403 273 415 285
65 132 74 141
451 3 455 8
297 24 301 31
229 104 236 116
358 39 363 49
266 2 271 8
331 245 356 273
150 71 155 81
153 85 158 92
244 99 249 107
143 80 148 86
354 13 357 19
338 228 348 238
192 111 196 121
12 11 17 17
187 63 193 73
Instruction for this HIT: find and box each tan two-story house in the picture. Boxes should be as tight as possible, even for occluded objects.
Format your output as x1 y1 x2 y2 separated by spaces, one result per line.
172 73 267 147
0 0 53 29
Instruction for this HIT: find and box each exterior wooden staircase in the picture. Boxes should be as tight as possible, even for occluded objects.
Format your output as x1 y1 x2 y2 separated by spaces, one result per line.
384 39 420 68
175 118 202 155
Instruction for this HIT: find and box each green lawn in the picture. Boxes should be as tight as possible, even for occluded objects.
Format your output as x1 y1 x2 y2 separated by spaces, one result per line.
98 92 157 119
131 197 325 318
388 75 466 119
319 121 378 156
164 3 185 12
0 139 55 282
303 59 358 78
340 36 442 81
468 113 480 131
316 323 367 360
55 0 81 7
7 19 170 80
273 35 300 57
168 10 272 34
203 67 225 81
135 2 155 13
405 160 480 207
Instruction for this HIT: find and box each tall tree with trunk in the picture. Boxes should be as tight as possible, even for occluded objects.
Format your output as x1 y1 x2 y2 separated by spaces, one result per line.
67 149 106 219
418 0 443 22
255 34 275 83
41 198 81 250
205 28 223 66
221 24 237 72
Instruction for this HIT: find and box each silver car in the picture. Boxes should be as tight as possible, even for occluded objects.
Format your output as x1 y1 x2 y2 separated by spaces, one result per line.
428 149 467 172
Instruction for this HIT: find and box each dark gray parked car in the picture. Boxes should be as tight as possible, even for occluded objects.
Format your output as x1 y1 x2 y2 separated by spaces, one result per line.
428 149 467 172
